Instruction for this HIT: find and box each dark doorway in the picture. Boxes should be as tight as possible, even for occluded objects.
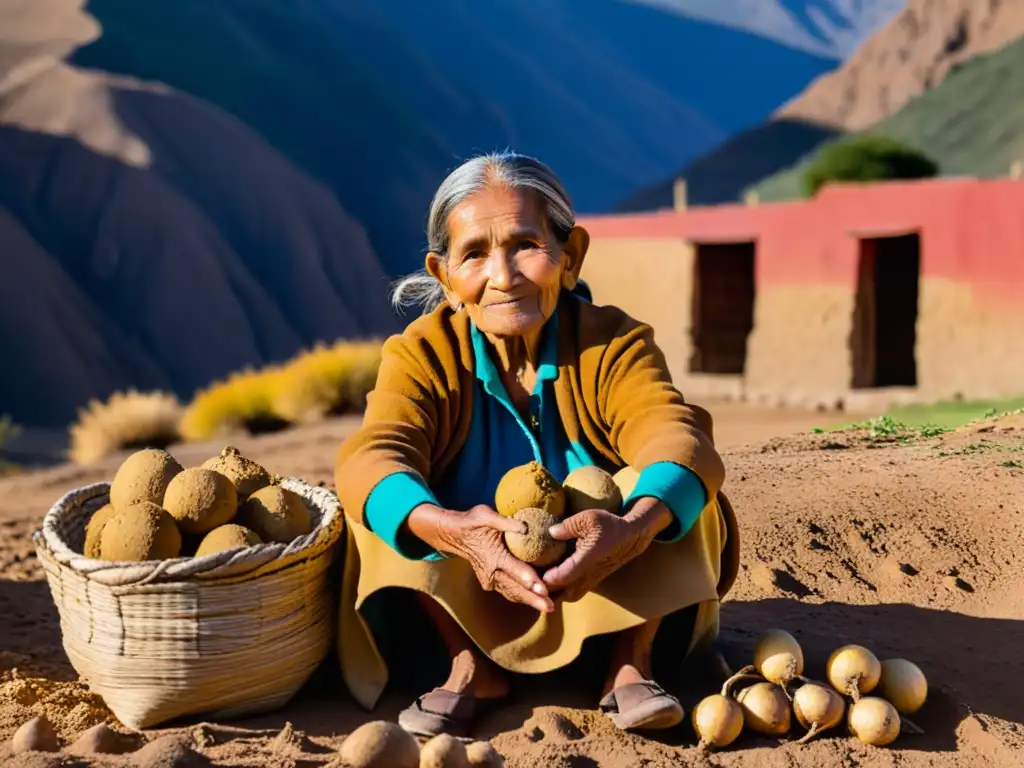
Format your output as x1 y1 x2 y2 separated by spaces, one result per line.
851 233 921 388
689 242 756 375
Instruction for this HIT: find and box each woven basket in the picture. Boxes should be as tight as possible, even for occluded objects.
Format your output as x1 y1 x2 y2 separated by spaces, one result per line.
32 476 344 730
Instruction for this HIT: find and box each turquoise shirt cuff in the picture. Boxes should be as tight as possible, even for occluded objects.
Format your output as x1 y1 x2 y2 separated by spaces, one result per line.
625 461 708 543
365 472 445 561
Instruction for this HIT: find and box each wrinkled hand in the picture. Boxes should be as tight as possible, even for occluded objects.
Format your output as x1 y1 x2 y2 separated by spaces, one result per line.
542 498 672 601
407 503 554 613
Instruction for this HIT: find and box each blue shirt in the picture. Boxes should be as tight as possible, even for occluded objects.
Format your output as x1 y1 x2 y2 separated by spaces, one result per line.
364 308 708 560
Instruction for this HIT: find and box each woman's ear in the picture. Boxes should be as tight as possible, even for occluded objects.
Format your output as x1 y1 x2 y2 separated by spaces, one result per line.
560 225 590 290
425 252 462 310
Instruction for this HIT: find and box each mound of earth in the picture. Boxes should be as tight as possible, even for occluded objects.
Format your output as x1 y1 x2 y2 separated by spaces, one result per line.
0 413 1021 766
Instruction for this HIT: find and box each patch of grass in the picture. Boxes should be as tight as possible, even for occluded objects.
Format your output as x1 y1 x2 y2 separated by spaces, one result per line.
69 391 183 465
813 396 1024 437
884 397 1024 430
1001 459 1023 469
846 415 949 443
936 442 1024 457
179 340 383 442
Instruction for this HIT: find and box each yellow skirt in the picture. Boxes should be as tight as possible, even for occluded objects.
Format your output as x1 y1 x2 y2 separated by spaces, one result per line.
336 493 740 710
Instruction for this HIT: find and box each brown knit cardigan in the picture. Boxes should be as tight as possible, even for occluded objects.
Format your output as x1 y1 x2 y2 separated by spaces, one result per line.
335 293 727 530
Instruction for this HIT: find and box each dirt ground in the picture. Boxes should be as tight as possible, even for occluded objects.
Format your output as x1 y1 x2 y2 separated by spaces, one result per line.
1 405 1022 767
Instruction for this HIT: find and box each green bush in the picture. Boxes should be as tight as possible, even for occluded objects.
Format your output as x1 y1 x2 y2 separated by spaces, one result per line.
802 135 940 196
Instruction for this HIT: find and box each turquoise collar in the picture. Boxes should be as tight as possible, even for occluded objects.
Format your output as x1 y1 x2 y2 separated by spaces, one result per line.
471 309 559 399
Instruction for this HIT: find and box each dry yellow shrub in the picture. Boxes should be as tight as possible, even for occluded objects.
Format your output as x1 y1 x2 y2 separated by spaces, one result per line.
271 340 382 423
68 391 182 465
179 341 382 442
178 366 286 442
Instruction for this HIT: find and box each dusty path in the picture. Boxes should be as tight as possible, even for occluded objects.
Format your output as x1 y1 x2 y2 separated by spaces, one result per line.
1 408 1021 766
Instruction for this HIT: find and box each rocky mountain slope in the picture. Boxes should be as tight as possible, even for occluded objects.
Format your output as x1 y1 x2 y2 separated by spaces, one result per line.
618 0 1024 211
750 33 1024 200
776 0 1024 130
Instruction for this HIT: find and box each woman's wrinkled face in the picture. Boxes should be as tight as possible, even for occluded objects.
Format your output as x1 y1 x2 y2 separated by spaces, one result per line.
426 185 589 338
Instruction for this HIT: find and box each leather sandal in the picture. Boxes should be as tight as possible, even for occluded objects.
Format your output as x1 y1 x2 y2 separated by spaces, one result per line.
598 680 684 731
397 687 505 738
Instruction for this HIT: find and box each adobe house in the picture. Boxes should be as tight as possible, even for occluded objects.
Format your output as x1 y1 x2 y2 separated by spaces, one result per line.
578 177 1024 409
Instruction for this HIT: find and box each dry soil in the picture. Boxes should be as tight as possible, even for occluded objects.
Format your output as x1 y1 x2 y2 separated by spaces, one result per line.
1 408 1021 767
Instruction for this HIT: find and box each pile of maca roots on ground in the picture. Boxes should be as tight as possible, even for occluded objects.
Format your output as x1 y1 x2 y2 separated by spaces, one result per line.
695 629 928 750
488 462 931 753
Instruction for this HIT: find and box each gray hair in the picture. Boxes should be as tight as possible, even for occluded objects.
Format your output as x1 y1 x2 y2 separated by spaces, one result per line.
390 150 577 314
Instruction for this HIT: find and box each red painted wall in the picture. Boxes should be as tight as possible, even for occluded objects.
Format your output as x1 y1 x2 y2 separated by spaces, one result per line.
579 178 1024 306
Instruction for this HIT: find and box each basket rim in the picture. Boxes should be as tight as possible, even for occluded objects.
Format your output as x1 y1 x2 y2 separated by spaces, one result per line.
33 476 344 586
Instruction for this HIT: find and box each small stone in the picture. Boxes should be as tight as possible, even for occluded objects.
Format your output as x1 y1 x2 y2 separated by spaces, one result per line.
134 735 212 768
11 715 59 754
944 575 974 593
67 722 139 755
466 741 504 767
898 562 919 576
419 733 469 767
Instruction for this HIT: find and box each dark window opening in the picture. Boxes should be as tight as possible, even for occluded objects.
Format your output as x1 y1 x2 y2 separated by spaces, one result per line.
689 242 756 375
851 233 920 388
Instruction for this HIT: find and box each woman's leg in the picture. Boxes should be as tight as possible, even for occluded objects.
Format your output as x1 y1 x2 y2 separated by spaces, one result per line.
416 592 509 700
599 611 701 731
603 617 661 697
398 593 511 736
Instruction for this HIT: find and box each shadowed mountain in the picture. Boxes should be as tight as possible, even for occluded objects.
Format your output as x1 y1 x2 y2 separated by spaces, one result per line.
71 0 838 275
613 117 841 211
0 54 399 428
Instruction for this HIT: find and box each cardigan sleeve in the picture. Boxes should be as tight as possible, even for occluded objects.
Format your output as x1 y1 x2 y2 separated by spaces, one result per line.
596 318 726 518
624 460 707 542
334 331 445 532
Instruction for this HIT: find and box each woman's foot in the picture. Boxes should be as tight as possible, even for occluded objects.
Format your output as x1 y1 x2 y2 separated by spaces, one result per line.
398 596 510 738
598 621 683 732
440 648 511 700
398 649 510 738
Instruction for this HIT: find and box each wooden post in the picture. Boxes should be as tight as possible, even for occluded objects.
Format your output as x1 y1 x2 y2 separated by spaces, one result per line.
1011 160 1023 180
673 176 688 212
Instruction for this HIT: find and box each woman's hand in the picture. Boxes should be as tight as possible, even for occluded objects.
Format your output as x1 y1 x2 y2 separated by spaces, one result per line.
406 503 555 613
542 498 674 601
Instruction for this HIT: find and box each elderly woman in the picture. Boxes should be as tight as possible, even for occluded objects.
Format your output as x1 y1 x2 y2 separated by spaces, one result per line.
334 151 739 738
